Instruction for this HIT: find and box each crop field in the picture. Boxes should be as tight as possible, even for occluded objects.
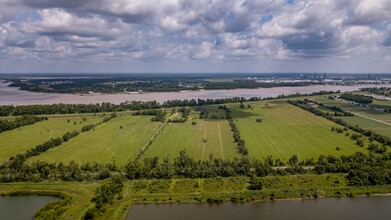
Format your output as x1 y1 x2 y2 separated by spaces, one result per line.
143 117 239 160
230 101 365 161
31 116 163 165
0 117 102 162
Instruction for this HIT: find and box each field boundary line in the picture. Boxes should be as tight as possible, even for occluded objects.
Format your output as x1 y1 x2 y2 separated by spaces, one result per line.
351 112 391 126
217 122 224 159
134 113 175 160
202 122 207 160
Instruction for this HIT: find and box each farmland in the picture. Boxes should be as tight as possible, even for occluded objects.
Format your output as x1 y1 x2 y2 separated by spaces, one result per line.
0 93 390 220
143 115 238 160
312 96 391 138
0 117 102 162
231 101 366 161
31 116 163 165
22 99 382 164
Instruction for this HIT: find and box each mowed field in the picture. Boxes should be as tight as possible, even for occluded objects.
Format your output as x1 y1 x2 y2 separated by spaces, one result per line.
31 116 163 165
231 101 365 161
0 117 102 162
313 96 391 122
143 116 239 160
313 96 391 138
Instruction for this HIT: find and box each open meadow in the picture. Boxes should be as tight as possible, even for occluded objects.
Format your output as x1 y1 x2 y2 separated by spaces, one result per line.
230 101 366 161
312 96 391 138
0 117 102 162
31 116 163 165
143 113 239 160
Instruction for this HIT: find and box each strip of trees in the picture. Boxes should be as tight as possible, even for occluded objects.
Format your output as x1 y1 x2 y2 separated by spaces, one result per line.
288 100 391 146
339 93 373 104
0 115 47 133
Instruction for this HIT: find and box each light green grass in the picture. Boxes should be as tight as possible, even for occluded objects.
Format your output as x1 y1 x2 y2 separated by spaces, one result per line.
232 101 366 161
31 116 163 165
0 118 102 162
336 116 391 138
312 96 391 138
314 96 391 121
143 118 239 160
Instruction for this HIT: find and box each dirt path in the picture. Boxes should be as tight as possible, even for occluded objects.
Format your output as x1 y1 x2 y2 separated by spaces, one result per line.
202 121 207 160
352 112 391 126
217 122 224 159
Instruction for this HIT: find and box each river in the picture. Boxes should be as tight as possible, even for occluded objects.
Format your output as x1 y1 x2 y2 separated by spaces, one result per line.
126 196 391 220
0 196 59 220
0 83 389 105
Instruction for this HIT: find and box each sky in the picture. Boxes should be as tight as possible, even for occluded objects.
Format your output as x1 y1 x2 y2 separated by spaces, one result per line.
0 0 390 73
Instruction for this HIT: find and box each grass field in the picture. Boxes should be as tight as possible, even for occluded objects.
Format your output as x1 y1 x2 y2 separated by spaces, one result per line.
335 116 391 138
313 96 391 122
312 96 391 138
143 116 239 160
0 117 102 162
231 101 366 161
31 116 163 165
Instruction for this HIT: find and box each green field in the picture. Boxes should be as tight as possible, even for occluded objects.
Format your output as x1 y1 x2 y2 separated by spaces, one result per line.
231 101 365 161
313 96 391 122
143 117 239 160
0 117 102 162
312 96 391 138
31 116 163 165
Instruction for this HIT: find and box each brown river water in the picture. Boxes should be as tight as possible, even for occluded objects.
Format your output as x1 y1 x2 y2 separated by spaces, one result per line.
0 83 389 105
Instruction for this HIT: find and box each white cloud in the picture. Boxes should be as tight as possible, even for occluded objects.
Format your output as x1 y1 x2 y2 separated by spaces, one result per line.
0 0 390 70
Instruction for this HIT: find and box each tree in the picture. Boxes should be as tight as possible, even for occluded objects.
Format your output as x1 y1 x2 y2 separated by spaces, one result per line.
248 177 263 190
288 155 298 166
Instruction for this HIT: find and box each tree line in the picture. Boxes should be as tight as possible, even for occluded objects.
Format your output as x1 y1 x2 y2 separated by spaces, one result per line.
2 148 391 188
288 100 391 146
0 115 47 133
339 93 373 104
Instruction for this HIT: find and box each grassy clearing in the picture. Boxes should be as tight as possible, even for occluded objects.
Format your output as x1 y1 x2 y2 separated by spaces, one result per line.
231 101 365 161
0 182 96 220
31 116 163 165
143 117 239 160
0 118 102 162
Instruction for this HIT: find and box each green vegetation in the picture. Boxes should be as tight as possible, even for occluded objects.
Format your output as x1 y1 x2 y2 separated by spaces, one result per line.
231 101 364 161
340 93 373 104
32 116 163 165
0 115 47 133
311 95 391 138
0 117 102 162
0 182 96 220
143 117 238 160
0 91 390 219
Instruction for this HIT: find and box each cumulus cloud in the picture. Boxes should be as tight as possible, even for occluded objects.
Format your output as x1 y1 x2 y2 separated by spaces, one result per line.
0 0 390 68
